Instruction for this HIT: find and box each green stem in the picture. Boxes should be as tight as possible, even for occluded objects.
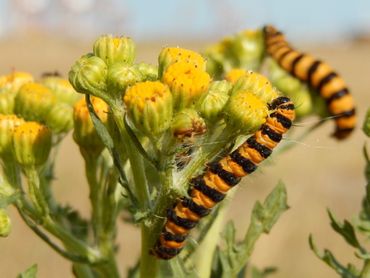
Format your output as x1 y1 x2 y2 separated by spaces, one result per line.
193 192 234 278
361 260 370 278
140 225 158 278
24 166 49 216
111 102 150 209
72 264 95 278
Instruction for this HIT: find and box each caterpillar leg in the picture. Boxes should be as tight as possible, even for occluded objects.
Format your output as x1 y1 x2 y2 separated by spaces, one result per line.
151 96 295 260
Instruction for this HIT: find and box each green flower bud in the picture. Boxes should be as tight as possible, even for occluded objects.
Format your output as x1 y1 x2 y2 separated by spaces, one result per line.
231 71 279 104
45 103 73 134
41 76 81 106
363 108 370 137
223 90 268 133
162 62 211 110
0 114 25 156
12 121 52 166
0 88 17 114
69 54 108 101
124 81 173 136
73 97 108 157
132 63 158 81
0 209 11 237
204 38 235 79
14 82 56 122
196 81 232 123
232 29 264 71
93 35 135 66
0 71 34 92
171 108 206 139
107 63 144 93
158 47 206 78
267 59 312 117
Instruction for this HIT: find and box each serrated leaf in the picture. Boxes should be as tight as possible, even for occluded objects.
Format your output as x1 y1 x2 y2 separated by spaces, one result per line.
309 235 359 278
212 182 288 277
0 192 20 209
251 266 277 278
328 210 363 251
57 205 89 240
17 264 37 278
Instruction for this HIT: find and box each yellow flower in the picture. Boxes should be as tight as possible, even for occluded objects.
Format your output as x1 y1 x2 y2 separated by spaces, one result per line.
162 62 211 110
12 121 52 166
225 68 248 84
124 81 173 136
0 114 25 156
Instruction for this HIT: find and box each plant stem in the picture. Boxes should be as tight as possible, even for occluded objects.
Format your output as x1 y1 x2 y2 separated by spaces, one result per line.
361 260 370 278
193 192 234 278
140 225 158 278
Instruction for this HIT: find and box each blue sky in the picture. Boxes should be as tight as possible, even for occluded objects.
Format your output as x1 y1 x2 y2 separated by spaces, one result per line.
0 0 369 42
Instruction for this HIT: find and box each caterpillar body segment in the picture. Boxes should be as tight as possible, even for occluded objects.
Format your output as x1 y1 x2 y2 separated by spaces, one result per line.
152 96 295 260
263 25 356 139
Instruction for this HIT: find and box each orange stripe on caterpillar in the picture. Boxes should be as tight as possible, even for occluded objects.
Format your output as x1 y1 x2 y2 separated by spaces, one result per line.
151 96 295 259
263 25 356 139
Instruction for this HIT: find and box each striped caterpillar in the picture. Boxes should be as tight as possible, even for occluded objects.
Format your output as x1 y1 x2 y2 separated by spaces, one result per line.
151 96 295 259
263 25 356 139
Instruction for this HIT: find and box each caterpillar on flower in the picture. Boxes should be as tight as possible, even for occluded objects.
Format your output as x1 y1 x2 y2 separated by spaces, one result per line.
151 96 295 259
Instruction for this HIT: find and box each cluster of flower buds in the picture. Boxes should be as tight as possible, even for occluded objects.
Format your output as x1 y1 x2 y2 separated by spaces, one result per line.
0 71 80 165
204 29 265 78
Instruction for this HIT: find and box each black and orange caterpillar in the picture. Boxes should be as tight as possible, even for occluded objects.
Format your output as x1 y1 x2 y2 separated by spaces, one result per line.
263 25 356 139
151 96 295 259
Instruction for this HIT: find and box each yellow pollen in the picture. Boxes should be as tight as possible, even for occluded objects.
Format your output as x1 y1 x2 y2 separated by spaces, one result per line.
163 47 206 69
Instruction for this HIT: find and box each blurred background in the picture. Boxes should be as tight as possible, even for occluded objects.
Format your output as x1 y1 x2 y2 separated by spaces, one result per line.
0 1 369 277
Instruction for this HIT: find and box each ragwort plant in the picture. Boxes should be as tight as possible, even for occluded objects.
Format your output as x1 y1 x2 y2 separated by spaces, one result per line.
0 26 358 278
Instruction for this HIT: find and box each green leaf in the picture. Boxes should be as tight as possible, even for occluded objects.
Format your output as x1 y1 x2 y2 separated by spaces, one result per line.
212 182 288 277
328 210 364 252
251 266 277 278
363 107 370 137
17 264 38 278
0 192 20 209
309 235 359 278
56 205 89 240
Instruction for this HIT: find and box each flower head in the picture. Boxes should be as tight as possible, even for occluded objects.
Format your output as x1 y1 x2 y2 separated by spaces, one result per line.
162 62 211 110
42 76 81 106
124 81 173 136
0 114 24 156
12 121 52 166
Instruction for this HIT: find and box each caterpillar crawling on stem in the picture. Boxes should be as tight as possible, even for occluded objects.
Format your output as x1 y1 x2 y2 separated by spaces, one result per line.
151 96 295 259
263 25 356 139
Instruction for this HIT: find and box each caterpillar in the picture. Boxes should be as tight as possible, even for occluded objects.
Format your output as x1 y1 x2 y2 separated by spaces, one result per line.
151 96 295 259
263 25 356 140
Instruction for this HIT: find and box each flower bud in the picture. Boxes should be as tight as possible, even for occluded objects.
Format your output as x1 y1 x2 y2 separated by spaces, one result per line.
363 108 370 137
41 76 81 106
0 89 17 114
124 81 173 136
225 68 248 84
196 81 232 123
223 90 268 133
0 209 11 237
232 71 279 104
171 108 206 139
73 97 108 157
45 103 74 134
267 59 312 117
0 71 34 92
232 29 264 71
12 121 52 166
0 114 25 156
14 82 56 122
158 47 206 78
93 35 135 66
162 62 211 110
132 63 158 81
69 54 108 101
204 38 235 78
107 63 144 93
